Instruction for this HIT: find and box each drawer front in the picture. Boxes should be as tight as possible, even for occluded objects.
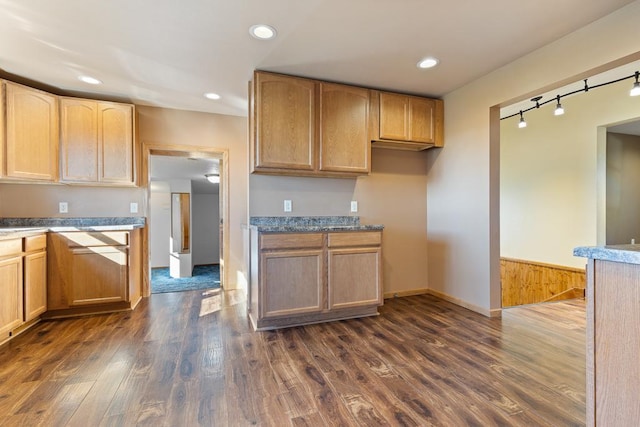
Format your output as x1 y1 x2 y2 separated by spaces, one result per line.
60 231 129 247
328 231 381 248
0 238 22 257
24 234 47 251
260 233 323 250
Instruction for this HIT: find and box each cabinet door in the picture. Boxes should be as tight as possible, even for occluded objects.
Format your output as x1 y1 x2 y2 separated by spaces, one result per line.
0 81 5 177
99 102 134 184
5 82 58 181
254 72 316 171
409 97 435 143
319 83 369 174
60 98 99 182
0 256 23 338
379 92 409 141
328 247 382 310
260 249 323 318
24 251 47 321
70 246 128 305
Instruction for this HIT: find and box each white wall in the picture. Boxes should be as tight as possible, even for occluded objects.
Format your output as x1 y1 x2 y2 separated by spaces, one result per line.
192 193 220 265
149 189 171 268
500 81 640 269
606 132 640 244
427 1 640 315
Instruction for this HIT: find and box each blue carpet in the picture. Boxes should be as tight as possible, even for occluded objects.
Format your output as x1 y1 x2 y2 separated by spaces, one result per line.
151 264 220 294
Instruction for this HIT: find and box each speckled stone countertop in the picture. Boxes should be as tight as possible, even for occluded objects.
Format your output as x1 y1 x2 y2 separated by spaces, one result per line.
250 216 383 232
574 244 640 265
0 217 145 240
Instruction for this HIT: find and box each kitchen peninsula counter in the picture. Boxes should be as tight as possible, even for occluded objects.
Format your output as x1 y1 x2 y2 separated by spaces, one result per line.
574 244 640 426
0 217 145 240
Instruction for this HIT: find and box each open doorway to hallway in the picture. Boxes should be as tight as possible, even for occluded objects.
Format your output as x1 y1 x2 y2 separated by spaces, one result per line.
149 155 221 294
140 144 229 297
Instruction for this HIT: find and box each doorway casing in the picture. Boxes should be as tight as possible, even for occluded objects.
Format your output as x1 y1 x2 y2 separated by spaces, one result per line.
141 142 230 297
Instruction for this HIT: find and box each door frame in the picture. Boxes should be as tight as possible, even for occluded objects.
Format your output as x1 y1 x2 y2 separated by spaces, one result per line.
140 142 229 297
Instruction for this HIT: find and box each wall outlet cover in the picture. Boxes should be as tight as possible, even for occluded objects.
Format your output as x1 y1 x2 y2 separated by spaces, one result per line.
130 202 139 213
284 200 292 212
350 201 358 213
59 202 68 213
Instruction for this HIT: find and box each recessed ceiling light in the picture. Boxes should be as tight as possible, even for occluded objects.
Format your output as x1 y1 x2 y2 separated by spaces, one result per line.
204 92 221 100
249 24 277 40
417 57 439 69
78 75 102 85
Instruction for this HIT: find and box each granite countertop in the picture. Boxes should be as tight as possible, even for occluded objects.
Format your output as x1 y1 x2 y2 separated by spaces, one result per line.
0 217 145 240
249 216 384 233
574 244 640 265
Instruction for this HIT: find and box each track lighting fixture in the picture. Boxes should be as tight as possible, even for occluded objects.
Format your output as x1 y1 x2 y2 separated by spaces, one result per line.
501 70 640 127
631 71 640 97
518 111 527 128
554 95 564 116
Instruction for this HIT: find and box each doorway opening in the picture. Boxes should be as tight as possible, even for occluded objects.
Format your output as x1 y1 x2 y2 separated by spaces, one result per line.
141 143 229 297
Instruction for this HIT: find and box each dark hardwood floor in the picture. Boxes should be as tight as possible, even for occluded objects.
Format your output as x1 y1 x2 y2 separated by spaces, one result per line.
0 290 586 426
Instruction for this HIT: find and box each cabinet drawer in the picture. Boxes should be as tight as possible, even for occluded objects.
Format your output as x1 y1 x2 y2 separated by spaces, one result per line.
0 239 22 257
328 231 381 248
59 231 129 247
261 233 323 250
24 234 46 251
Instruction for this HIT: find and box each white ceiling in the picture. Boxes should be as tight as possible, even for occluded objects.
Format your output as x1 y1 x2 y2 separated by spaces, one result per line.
150 156 219 195
0 0 634 117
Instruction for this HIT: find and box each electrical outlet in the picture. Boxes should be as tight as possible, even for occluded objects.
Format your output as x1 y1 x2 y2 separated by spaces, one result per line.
59 202 68 213
130 202 139 213
284 200 292 212
350 201 358 213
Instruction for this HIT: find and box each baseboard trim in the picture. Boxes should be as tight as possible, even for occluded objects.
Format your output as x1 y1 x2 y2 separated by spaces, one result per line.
383 288 430 300
426 289 502 318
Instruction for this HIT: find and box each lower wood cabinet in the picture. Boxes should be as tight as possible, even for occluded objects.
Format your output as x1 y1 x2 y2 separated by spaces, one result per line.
0 234 47 344
46 229 141 317
249 229 382 330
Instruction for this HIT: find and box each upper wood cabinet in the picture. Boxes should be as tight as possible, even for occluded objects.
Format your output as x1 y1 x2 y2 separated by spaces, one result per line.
371 91 444 150
3 82 59 181
251 71 370 177
60 98 135 185
319 83 369 174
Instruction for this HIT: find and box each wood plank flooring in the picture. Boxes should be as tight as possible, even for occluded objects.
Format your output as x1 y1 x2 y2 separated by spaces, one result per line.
0 290 586 426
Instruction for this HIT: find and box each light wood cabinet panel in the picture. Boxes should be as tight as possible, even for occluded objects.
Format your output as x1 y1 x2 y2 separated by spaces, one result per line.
24 251 47 321
379 92 409 141
254 72 315 171
319 83 369 173
70 247 128 305
0 255 23 338
61 99 99 181
261 249 324 318
4 82 58 181
328 247 382 310
60 98 134 185
99 102 134 183
0 81 5 177
408 97 436 143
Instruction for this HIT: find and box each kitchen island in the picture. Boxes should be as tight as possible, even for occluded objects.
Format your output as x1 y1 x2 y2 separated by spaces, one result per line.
249 216 384 330
573 244 640 426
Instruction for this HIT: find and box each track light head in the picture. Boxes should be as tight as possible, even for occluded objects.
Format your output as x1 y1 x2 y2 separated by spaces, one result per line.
554 95 564 116
518 111 527 128
631 71 640 97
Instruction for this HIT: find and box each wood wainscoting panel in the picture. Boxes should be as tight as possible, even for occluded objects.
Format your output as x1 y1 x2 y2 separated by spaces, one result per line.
501 257 586 307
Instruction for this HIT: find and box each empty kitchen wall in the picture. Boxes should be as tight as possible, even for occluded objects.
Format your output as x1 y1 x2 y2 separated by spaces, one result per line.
428 1 640 315
501 81 640 269
606 132 640 244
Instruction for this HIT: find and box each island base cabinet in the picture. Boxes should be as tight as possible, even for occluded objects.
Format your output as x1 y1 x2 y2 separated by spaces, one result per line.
24 250 47 321
587 259 640 426
69 247 128 305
